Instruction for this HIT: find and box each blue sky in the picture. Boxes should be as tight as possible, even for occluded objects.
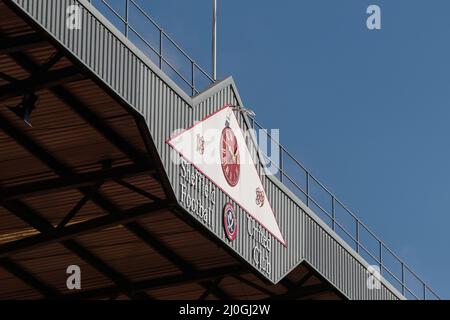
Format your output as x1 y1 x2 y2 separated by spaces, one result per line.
96 0 450 298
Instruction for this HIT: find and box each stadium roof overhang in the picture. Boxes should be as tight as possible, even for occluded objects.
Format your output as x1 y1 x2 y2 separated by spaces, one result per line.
0 0 346 300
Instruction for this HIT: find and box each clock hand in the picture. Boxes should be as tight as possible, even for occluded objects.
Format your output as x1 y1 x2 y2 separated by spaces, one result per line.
226 141 234 156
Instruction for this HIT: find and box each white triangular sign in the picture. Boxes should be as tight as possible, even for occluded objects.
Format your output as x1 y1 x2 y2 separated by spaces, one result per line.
166 105 286 246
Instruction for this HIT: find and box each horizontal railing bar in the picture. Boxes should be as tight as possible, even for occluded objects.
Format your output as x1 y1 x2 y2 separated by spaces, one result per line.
99 0 127 24
128 26 160 56
404 285 421 300
359 245 424 301
129 0 162 30
93 0 214 96
194 63 215 83
334 220 358 244
426 287 440 300
129 0 195 62
381 264 409 291
129 25 194 89
280 171 307 197
357 242 381 265
253 118 372 223
161 56 194 89
403 263 431 285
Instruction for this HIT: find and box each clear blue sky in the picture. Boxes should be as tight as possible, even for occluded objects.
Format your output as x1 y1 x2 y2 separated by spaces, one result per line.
98 0 450 298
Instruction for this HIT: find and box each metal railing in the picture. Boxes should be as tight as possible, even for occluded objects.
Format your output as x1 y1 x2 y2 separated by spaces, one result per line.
87 0 214 96
86 0 440 300
249 117 440 300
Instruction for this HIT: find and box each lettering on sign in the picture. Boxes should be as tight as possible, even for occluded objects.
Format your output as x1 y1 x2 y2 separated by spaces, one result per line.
179 159 216 228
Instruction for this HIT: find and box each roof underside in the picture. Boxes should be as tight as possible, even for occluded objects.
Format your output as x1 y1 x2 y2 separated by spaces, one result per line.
0 0 344 300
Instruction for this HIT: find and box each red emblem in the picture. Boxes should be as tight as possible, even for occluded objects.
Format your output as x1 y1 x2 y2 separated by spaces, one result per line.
220 127 240 187
256 187 265 207
196 134 205 155
223 203 237 241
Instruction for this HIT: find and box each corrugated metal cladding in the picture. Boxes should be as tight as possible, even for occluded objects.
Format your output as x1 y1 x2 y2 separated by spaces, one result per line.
8 0 402 300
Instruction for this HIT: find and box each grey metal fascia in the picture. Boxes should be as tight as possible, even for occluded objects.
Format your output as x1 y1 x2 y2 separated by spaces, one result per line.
193 76 244 108
77 0 194 107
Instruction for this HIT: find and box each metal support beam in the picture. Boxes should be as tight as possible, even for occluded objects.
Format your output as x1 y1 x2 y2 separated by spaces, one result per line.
6 51 149 165
51 86 149 164
62 240 150 300
122 221 230 299
270 283 331 300
125 222 194 272
201 280 231 300
114 179 160 202
0 66 83 100
0 71 16 83
57 181 103 228
0 163 155 201
198 278 231 300
297 271 314 286
1 199 54 232
268 271 328 300
0 257 59 298
0 200 170 258
0 33 47 54
62 264 245 300
0 111 70 176
0 50 170 299
279 271 312 294
0 35 192 300
233 274 276 298
280 278 295 292
2 200 151 300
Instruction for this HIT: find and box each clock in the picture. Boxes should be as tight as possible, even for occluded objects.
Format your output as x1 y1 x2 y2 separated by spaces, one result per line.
220 126 240 187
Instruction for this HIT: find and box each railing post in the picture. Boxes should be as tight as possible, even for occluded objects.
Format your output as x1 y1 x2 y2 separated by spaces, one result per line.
305 173 310 207
423 284 426 300
191 61 195 96
355 220 360 253
379 241 383 270
159 30 163 69
401 262 405 296
124 0 129 37
279 146 283 182
331 197 335 231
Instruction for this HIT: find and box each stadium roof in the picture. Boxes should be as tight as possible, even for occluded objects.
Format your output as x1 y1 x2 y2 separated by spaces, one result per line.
0 0 439 300
0 0 346 300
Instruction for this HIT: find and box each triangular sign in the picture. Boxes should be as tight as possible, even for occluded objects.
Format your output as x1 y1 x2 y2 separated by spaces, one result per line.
166 106 286 246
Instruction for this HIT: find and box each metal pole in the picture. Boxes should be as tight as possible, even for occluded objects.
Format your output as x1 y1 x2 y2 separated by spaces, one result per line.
125 0 129 37
192 61 195 96
379 241 383 270
159 30 163 69
306 173 309 207
279 146 283 182
355 220 360 253
212 0 217 81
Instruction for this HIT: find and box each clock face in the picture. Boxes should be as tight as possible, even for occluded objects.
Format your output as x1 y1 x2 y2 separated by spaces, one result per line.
220 127 240 187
